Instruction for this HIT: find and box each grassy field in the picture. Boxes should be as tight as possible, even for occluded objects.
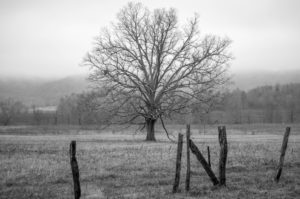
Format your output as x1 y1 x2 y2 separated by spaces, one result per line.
0 124 299 198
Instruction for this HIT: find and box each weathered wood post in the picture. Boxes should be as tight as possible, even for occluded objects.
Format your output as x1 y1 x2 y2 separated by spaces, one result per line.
185 124 191 192
173 133 183 193
70 141 81 199
189 139 219 185
218 126 228 186
275 127 291 182
207 146 211 167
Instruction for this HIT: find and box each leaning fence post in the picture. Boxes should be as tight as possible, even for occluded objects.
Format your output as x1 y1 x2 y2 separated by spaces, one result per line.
218 126 228 186
189 139 219 185
274 127 291 182
173 133 183 193
185 124 191 192
70 141 81 199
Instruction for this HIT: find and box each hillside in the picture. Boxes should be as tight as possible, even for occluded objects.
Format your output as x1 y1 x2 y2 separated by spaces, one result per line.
1 69 300 106
232 70 300 90
0 75 90 106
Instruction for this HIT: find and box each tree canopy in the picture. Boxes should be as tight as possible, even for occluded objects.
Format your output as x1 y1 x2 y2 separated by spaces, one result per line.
84 2 232 140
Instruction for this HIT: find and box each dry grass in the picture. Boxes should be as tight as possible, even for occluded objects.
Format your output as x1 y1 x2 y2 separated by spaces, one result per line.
0 124 299 198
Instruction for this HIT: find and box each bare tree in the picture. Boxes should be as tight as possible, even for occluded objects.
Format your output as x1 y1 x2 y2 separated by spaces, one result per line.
0 98 26 126
84 2 232 141
32 105 43 125
196 90 226 133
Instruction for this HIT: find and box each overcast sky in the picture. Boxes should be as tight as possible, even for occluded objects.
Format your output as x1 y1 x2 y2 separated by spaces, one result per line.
0 0 299 78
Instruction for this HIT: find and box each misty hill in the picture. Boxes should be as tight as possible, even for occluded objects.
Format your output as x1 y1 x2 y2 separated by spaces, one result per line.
0 76 90 106
1 69 300 106
232 70 300 90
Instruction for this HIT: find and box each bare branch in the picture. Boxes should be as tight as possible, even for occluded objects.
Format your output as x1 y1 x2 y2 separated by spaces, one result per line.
83 2 232 140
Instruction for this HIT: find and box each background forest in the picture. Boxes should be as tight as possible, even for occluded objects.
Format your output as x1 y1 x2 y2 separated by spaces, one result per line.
1 82 299 126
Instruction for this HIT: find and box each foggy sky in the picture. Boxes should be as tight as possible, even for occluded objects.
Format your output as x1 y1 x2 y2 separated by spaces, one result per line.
0 0 299 78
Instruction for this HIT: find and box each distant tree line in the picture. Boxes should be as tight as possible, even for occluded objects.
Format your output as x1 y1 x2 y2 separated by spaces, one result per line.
198 83 300 124
0 98 27 125
0 83 299 126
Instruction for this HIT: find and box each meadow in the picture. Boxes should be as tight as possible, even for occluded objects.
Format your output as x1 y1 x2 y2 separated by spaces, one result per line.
0 124 299 198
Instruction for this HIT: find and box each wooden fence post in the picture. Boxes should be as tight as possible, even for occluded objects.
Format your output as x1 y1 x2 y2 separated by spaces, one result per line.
173 133 183 193
207 146 211 168
189 139 219 186
70 141 81 199
218 126 228 186
185 124 191 192
274 127 291 182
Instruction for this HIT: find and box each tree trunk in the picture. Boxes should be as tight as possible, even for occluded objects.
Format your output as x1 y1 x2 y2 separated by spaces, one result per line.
3 117 11 126
78 117 82 126
290 110 294 123
145 118 156 141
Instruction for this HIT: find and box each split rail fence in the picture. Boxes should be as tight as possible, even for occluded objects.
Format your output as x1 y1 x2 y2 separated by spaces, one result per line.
172 125 291 193
67 126 292 198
